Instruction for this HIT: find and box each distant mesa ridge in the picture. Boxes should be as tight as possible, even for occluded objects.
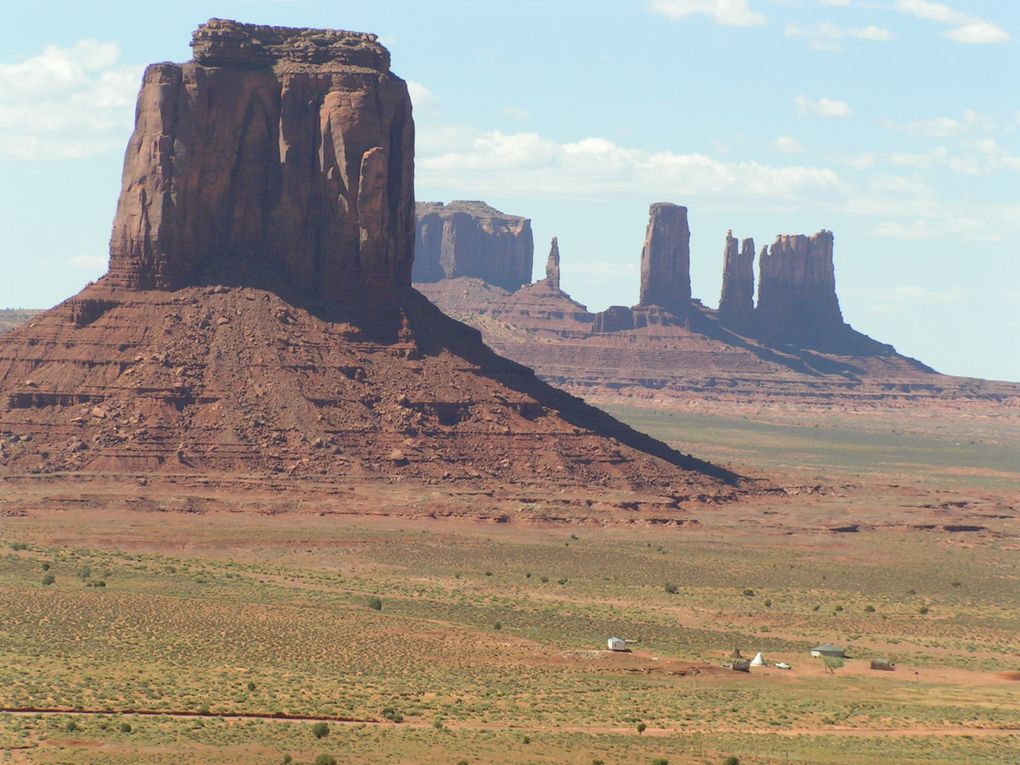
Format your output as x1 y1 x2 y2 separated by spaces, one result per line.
412 202 1020 408
415 200 883 354
412 201 534 292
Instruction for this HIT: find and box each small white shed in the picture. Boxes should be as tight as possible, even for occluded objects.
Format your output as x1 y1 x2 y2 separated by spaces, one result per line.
607 636 628 652
811 644 846 658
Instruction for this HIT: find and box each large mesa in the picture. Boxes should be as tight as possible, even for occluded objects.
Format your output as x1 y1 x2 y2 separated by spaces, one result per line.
0 20 736 493
109 18 414 298
412 201 534 291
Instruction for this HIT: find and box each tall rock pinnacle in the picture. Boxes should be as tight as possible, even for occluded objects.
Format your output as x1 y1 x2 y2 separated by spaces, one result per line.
107 19 415 299
639 203 691 316
756 231 844 342
545 237 561 291
718 231 756 327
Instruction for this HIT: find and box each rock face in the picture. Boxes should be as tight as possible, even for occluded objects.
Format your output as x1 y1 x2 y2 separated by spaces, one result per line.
639 203 691 317
108 19 414 298
756 231 844 344
0 20 735 492
545 237 561 291
718 232 756 328
593 306 635 334
412 201 534 291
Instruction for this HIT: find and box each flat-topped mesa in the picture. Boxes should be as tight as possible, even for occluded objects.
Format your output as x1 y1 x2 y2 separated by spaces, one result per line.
639 203 691 318
107 18 413 299
190 18 391 70
412 201 534 291
718 231 756 328
545 237 561 291
756 231 844 342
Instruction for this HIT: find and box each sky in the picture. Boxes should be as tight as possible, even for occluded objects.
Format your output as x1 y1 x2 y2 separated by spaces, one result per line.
0 0 1017 381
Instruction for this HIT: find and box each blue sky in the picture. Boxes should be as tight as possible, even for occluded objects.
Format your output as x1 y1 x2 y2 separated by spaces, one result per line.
0 0 1017 381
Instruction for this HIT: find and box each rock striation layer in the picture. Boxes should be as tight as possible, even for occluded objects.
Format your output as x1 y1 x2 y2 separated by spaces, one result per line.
718 231 755 329
639 203 691 317
412 201 534 291
0 20 736 493
109 18 414 298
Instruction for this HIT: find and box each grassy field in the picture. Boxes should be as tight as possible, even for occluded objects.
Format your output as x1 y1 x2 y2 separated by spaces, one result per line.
1 405 1018 763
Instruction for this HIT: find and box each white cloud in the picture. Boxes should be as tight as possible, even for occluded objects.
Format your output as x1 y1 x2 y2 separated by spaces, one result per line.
775 136 807 153
795 95 852 118
819 0 852 6
407 80 438 112
416 126 845 204
850 25 894 41
502 106 531 122
785 21 892 50
0 40 141 160
895 0 1010 44
648 0 767 27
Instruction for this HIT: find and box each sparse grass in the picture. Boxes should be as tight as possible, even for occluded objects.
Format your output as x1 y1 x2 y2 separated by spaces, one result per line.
0 406 1017 763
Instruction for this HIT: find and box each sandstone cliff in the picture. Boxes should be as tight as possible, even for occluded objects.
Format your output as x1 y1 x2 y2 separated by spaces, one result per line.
756 231 844 344
639 203 691 317
718 231 755 328
108 19 414 299
412 201 534 291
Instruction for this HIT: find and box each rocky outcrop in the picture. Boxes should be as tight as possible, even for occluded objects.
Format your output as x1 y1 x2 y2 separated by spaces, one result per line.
0 20 736 492
756 231 844 344
412 201 534 291
108 18 414 299
545 237 561 291
593 306 635 333
718 231 756 328
639 203 691 317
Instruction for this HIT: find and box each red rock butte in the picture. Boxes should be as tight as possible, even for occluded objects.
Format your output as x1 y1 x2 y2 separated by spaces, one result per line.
0 20 742 496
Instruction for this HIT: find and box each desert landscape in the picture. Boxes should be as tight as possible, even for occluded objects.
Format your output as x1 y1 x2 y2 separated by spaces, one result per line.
0 9 1017 765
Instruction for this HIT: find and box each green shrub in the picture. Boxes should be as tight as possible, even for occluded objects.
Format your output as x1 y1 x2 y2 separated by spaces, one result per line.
742 589 755 597
433 717 444 730
919 605 930 615
282 756 292 764
247 680 256 691
763 598 772 608
119 722 132 733
664 582 678 594
41 574 55 586
313 756 336 765
368 596 383 611
41 562 50 571
864 604 876 613
381 706 404 723
652 759 669 765
823 656 844 674
312 721 329 739
65 719 79 732
723 757 740 765
636 722 647 734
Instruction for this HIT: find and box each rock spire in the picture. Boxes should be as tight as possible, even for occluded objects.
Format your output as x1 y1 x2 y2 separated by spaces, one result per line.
638 203 691 317
718 231 756 327
545 237 561 291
